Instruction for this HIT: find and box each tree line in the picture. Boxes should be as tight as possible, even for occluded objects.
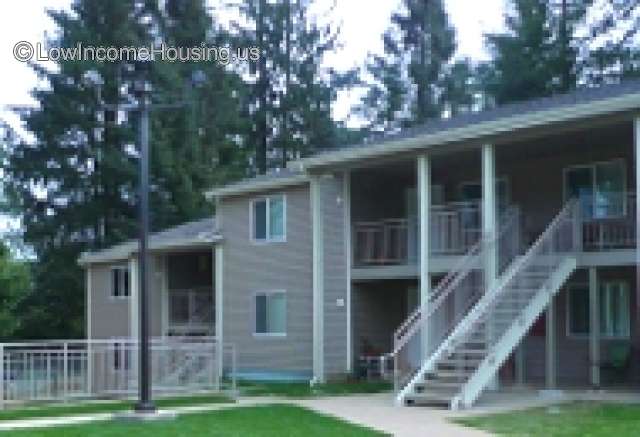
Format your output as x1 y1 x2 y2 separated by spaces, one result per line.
0 0 638 339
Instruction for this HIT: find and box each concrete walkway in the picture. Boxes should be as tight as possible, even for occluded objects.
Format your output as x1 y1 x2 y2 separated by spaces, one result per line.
293 393 491 437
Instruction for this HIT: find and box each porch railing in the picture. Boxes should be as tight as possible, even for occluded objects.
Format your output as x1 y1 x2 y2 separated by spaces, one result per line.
0 337 236 408
353 201 483 267
581 193 636 251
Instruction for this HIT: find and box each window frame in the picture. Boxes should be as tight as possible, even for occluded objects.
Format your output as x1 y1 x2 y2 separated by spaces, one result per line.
250 194 287 244
562 158 627 220
252 289 287 338
565 281 631 340
110 265 130 300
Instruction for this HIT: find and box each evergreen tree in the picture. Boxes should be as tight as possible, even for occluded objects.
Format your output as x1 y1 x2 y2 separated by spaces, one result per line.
0 243 31 340
483 0 590 104
360 0 458 131
2 0 246 338
231 0 348 173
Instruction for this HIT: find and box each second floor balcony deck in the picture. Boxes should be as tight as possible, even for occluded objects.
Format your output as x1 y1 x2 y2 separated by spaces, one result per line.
353 194 636 270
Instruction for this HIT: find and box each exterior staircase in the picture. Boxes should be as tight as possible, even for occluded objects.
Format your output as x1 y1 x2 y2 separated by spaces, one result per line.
394 201 580 409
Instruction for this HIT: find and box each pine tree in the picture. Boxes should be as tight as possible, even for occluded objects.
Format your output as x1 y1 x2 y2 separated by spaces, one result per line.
231 0 348 173
2 0 247 338
483 0 590 104
360 0 458 131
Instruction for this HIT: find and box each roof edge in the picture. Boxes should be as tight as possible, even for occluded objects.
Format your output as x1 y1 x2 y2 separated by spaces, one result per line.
206 173 309 199
300 91 640 170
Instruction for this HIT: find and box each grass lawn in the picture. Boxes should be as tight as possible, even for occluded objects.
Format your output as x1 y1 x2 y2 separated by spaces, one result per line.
7 404 386 436
0 393 231 421
238 381 392 398
455 402 640 436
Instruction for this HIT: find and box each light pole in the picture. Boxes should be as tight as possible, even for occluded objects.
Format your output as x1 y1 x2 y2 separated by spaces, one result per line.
134 70 154 413
84 65 207 415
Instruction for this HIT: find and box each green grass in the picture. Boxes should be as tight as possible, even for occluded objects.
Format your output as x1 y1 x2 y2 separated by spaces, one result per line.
0 393 231 422
7 404 386 436
455 402 640 436
238 381 392 398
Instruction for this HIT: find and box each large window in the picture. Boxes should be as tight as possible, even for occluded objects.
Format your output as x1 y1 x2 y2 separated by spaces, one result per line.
251 195 286 242
111 267 130 298
567 281 630 338
254 291 286 336
564 160 626 219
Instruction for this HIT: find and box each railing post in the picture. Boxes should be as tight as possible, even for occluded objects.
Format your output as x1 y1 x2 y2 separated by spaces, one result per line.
573 200 582 253
63 342 68 403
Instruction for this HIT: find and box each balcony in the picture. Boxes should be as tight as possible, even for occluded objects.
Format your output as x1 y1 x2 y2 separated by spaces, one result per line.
353 202 481 267
580 193 636 251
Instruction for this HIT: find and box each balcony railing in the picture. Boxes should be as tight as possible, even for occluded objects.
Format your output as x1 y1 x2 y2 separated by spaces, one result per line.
580 193 636 251
353 202 482 267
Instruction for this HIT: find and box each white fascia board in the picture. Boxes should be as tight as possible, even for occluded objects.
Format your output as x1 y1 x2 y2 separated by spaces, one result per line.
300 93 640 170
206 174 309 199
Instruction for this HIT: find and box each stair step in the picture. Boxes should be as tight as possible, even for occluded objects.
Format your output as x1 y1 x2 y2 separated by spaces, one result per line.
404 392 453 408
416 380 464 390
438 358 483 367
429 370 473 380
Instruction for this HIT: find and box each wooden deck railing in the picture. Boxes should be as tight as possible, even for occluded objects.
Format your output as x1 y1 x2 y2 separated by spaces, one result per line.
353 202 482 267
581 193 636 251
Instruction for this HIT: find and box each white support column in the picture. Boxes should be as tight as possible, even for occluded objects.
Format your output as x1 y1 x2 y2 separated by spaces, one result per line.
215 244 224 380
85 267 93 395
343 170 353 374
545 298 557 389
589 267 600 387
161 255 169 337
311 176 325 383
482 144 499 389
418 154 432 359
129 257 139 342
482 144 498 288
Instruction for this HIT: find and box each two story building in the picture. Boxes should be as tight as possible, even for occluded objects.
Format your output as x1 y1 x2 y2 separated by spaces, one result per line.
81 80 640 408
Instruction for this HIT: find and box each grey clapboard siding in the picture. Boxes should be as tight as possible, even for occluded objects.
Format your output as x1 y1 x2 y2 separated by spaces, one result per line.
219 184 314 376
319 174 349 377
89 263 132 340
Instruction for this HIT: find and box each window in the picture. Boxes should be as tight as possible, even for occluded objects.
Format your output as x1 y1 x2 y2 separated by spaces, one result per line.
111 267 130 298
564 160 626 219
566 281 630 338
251 195 286 242
254 291 286 336
600 282 630 338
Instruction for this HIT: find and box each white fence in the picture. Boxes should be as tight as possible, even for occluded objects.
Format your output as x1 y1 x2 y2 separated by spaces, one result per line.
0 337 236 408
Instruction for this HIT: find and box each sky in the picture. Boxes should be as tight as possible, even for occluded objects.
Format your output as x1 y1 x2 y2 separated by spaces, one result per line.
0 0 506 133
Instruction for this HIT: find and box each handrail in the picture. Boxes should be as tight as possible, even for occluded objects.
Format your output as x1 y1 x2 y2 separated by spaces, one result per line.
393 206 520 354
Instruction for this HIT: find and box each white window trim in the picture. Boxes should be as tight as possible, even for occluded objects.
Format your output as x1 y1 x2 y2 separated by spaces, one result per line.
109 265 130 300
562 158 627 220
252 289 287 338
566 281 631 340
249 194 287 244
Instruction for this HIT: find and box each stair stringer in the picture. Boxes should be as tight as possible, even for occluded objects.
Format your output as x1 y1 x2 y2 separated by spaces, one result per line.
451 256 577 410
395 256 524 406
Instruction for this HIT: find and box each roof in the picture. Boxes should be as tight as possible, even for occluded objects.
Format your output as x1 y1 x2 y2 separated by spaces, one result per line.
206 167 308 199
79 217 219 265
300 80 640 170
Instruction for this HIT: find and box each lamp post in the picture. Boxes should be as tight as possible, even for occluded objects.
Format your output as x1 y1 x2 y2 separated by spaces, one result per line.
84 64 207 415
134 72 154 413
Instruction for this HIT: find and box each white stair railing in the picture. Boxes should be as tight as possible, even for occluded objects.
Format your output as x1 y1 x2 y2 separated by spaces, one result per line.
392 206 521 393
449 200 580 408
